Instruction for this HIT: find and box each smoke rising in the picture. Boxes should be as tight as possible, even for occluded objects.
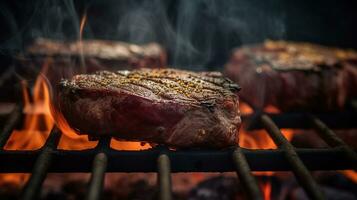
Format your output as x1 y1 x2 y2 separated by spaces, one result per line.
0 0 287 70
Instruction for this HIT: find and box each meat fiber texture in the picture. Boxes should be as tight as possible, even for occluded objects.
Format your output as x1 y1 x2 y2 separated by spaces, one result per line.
224 40 357 112
22 38 167 71
57 68 241 149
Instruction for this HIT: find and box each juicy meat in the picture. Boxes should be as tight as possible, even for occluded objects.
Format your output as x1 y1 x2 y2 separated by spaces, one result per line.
25 38 167 70
57 68 241 148
224 40 357 111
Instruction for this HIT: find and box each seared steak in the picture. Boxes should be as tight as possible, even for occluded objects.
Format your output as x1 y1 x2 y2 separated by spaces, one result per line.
225 40 357 111
57 68 241 148
25 38 166 70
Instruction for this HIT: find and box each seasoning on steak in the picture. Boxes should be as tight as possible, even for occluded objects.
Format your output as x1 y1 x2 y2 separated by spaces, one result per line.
25 38 167 70
56 68 241 148
224 40 357 111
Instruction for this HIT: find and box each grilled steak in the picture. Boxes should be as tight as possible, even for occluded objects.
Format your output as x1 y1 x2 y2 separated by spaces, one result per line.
57 68 241 148
224 40 357 111
24 38 166 70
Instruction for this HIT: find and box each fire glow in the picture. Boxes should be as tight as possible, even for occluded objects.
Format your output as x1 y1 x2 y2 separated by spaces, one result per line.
1 68 356 199
0 53 354 200
239 102 294 199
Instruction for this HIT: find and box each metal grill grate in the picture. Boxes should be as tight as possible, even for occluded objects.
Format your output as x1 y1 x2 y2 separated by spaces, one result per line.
0 69 356 200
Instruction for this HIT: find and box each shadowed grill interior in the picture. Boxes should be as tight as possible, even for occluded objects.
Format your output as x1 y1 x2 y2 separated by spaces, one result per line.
0 67 356 200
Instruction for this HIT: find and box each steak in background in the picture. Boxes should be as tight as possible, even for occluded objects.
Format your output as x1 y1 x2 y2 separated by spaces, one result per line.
224 40 357 111
20 38 166 72
57 68 241 149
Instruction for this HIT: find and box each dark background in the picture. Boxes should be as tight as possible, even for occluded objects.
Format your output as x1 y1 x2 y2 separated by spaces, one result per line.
0 0 357 70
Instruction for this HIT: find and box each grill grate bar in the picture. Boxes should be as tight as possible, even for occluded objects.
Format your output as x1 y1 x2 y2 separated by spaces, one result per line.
86 138 109 200
86 152 108 200
309 115 357 167
261 114 325 200
0 148 355 172
233 147 263 200
158 153 172 200
0 105 21 149
20 128 61 200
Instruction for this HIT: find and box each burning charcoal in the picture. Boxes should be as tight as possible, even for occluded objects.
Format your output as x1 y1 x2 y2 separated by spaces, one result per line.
225 40 357 111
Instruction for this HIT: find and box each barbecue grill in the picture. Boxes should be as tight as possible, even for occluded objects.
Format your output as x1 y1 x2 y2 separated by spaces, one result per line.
1 1 357 200
0 67 356 200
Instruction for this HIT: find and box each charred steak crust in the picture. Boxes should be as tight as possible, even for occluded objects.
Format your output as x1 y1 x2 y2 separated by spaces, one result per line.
57 68 241 148
224 40 357 111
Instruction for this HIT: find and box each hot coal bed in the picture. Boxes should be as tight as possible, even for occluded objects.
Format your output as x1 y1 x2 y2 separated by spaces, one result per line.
0 1 357 200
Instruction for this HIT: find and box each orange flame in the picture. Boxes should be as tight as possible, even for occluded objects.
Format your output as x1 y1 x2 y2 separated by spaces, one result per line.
261 181 272 200
239 102 292 194
239 101 287 172
340 170 357 183
5 64 53 150
1 52 355 190
0 64 54 186
79 12 87 41
0 60 150 185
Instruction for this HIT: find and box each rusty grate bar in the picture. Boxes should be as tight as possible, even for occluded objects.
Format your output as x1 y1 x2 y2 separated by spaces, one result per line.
20 128 61 200
233 147 263 200
85 138 109 200
309 115 357 167
260 114 325 200
158 152 172 200
0 104 21 149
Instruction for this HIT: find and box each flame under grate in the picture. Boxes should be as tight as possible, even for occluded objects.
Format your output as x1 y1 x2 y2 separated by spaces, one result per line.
0 67 356 200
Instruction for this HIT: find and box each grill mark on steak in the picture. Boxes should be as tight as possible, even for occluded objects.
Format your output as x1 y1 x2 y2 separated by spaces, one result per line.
131 78 197 102
76 69 237 103
113 73 206 102
150 74 236 98
140 78 203 102
142 76 225 102
57 68 241 149
188 74 241 94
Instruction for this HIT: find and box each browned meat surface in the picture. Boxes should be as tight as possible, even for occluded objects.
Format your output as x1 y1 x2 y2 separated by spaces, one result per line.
57 68 241 148
24 38 167 70
225 40 357 111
